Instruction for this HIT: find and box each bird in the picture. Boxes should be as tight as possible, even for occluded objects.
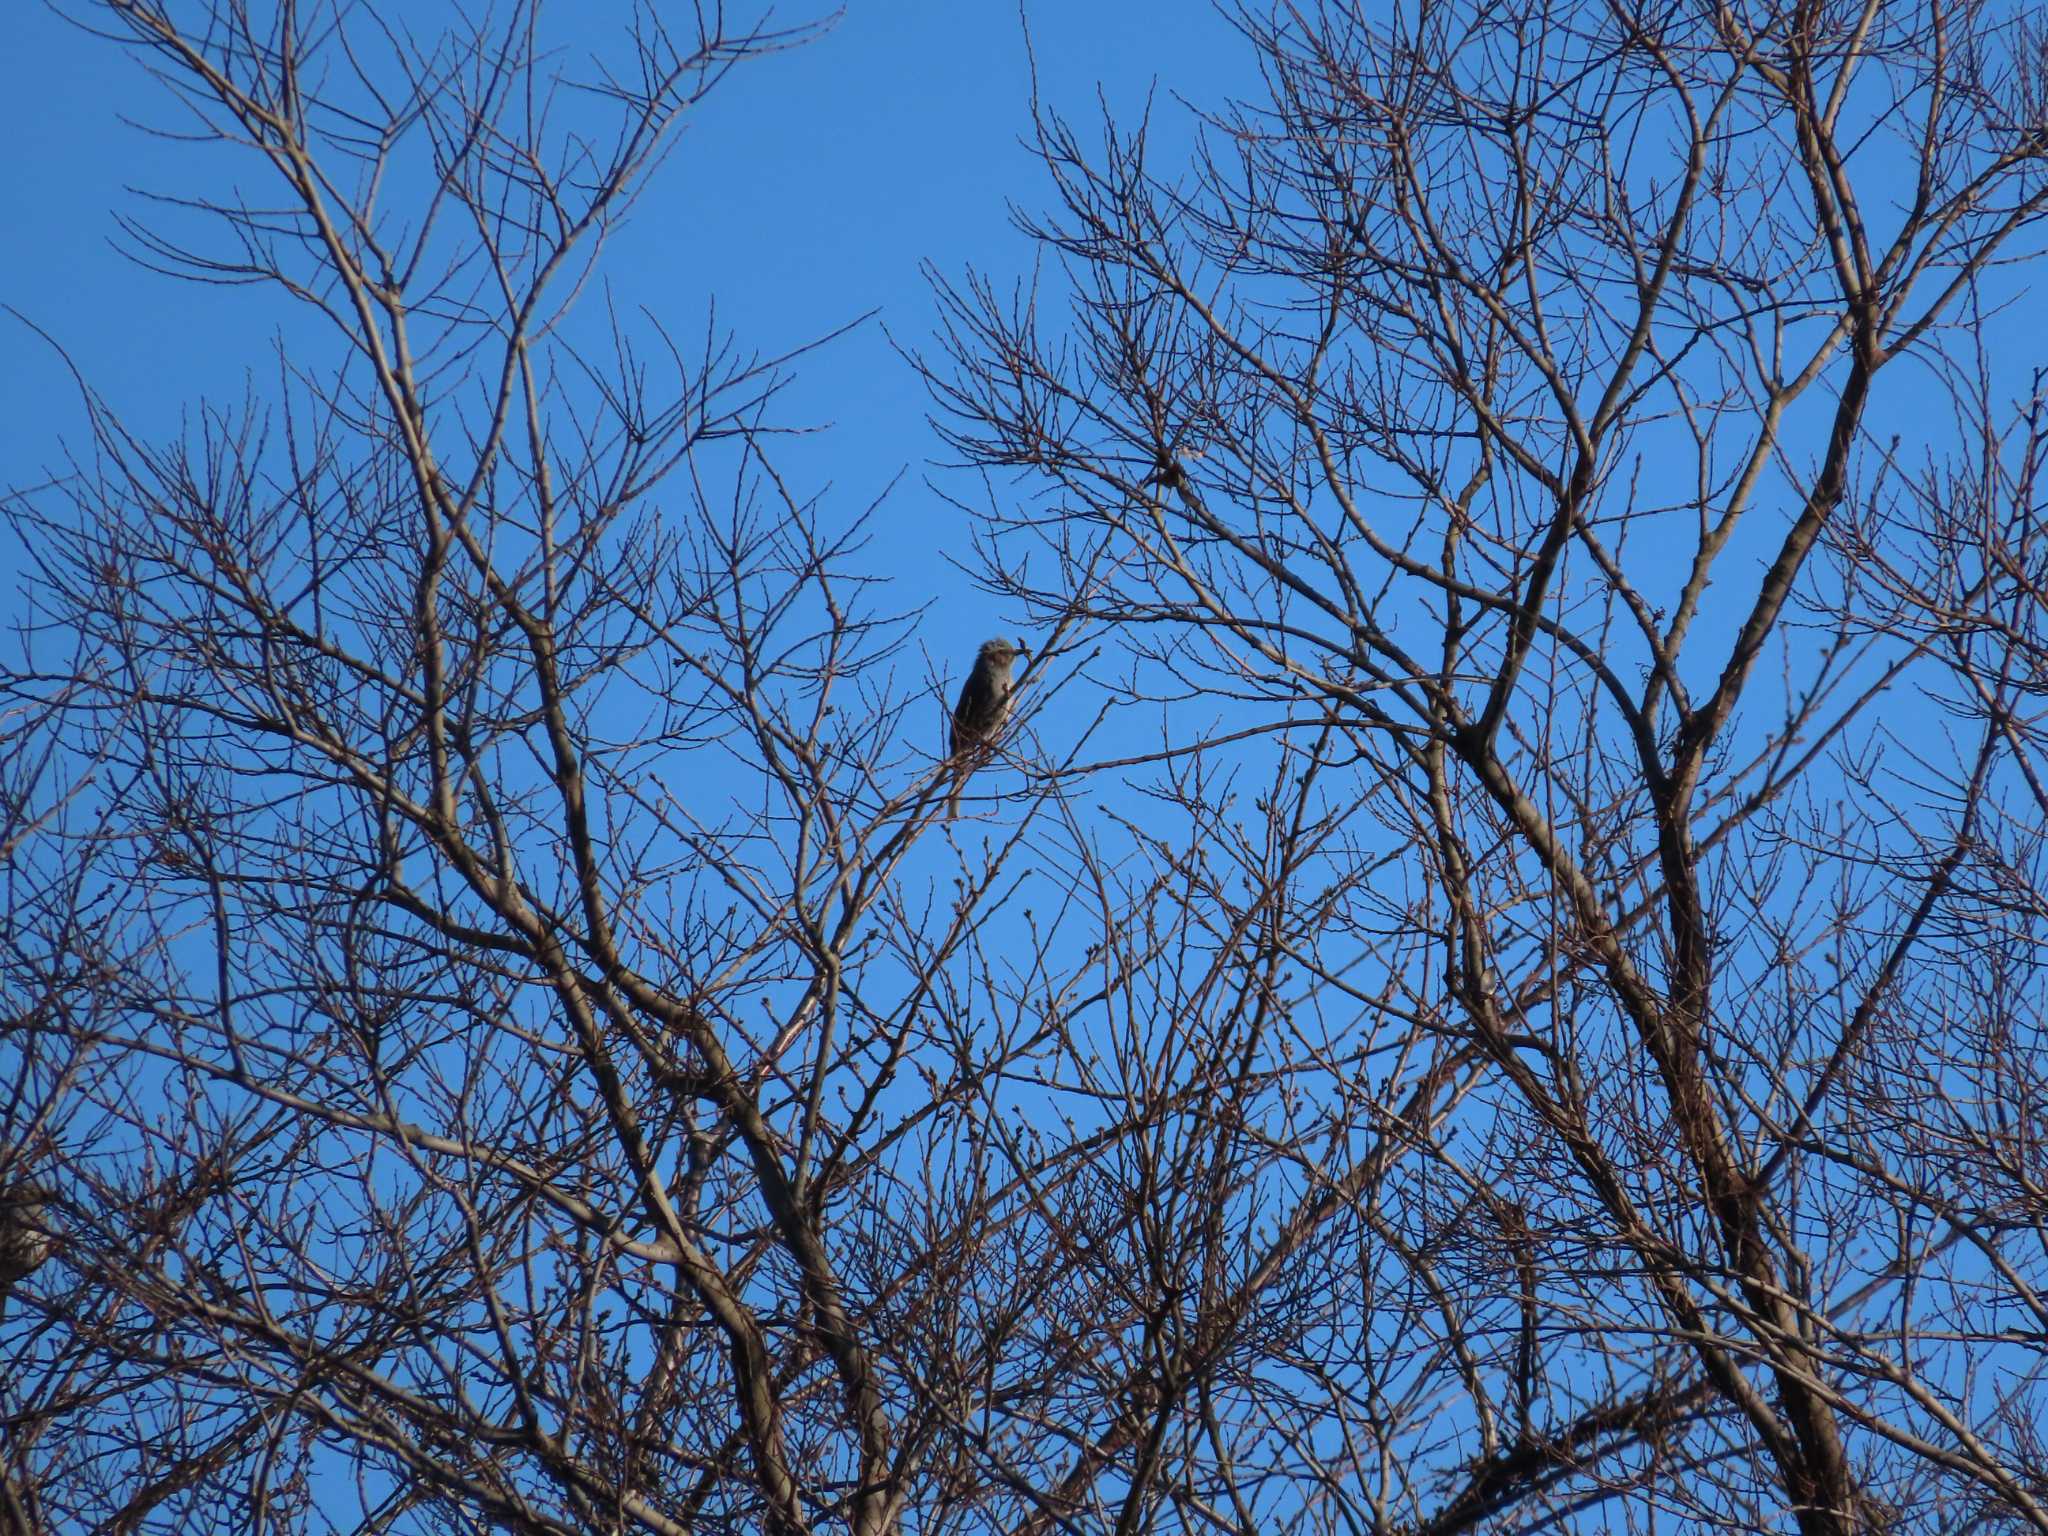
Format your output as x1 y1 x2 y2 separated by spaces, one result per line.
0 1179 51 1302
948 636 1027 820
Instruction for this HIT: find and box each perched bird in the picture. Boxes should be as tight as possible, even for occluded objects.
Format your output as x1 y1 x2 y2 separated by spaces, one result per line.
0 1180 51 1301
948 636 1027 819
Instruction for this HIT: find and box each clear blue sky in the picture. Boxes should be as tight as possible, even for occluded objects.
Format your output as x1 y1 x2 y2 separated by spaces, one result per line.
1 1 1246 659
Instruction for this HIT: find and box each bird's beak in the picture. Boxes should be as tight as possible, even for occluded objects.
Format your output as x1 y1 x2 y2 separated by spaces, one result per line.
1015 638 1030 656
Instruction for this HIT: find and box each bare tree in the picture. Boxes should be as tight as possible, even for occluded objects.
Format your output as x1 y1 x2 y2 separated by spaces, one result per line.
922 0 2048 1532
1 2 1106 1533
11 0 2048 1534
7 7 1375 1536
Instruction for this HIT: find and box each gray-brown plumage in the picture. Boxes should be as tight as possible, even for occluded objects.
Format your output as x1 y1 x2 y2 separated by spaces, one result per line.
948 636 1027 819
0 1181 51 1302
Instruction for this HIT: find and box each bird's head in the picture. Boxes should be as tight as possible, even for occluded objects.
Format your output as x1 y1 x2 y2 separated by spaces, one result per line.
979 637 1028 667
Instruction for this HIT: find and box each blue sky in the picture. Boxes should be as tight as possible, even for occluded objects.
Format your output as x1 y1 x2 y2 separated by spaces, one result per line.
1 1 1245 662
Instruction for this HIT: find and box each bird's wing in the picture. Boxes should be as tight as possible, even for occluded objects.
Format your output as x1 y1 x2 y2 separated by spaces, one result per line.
951 667 999 752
